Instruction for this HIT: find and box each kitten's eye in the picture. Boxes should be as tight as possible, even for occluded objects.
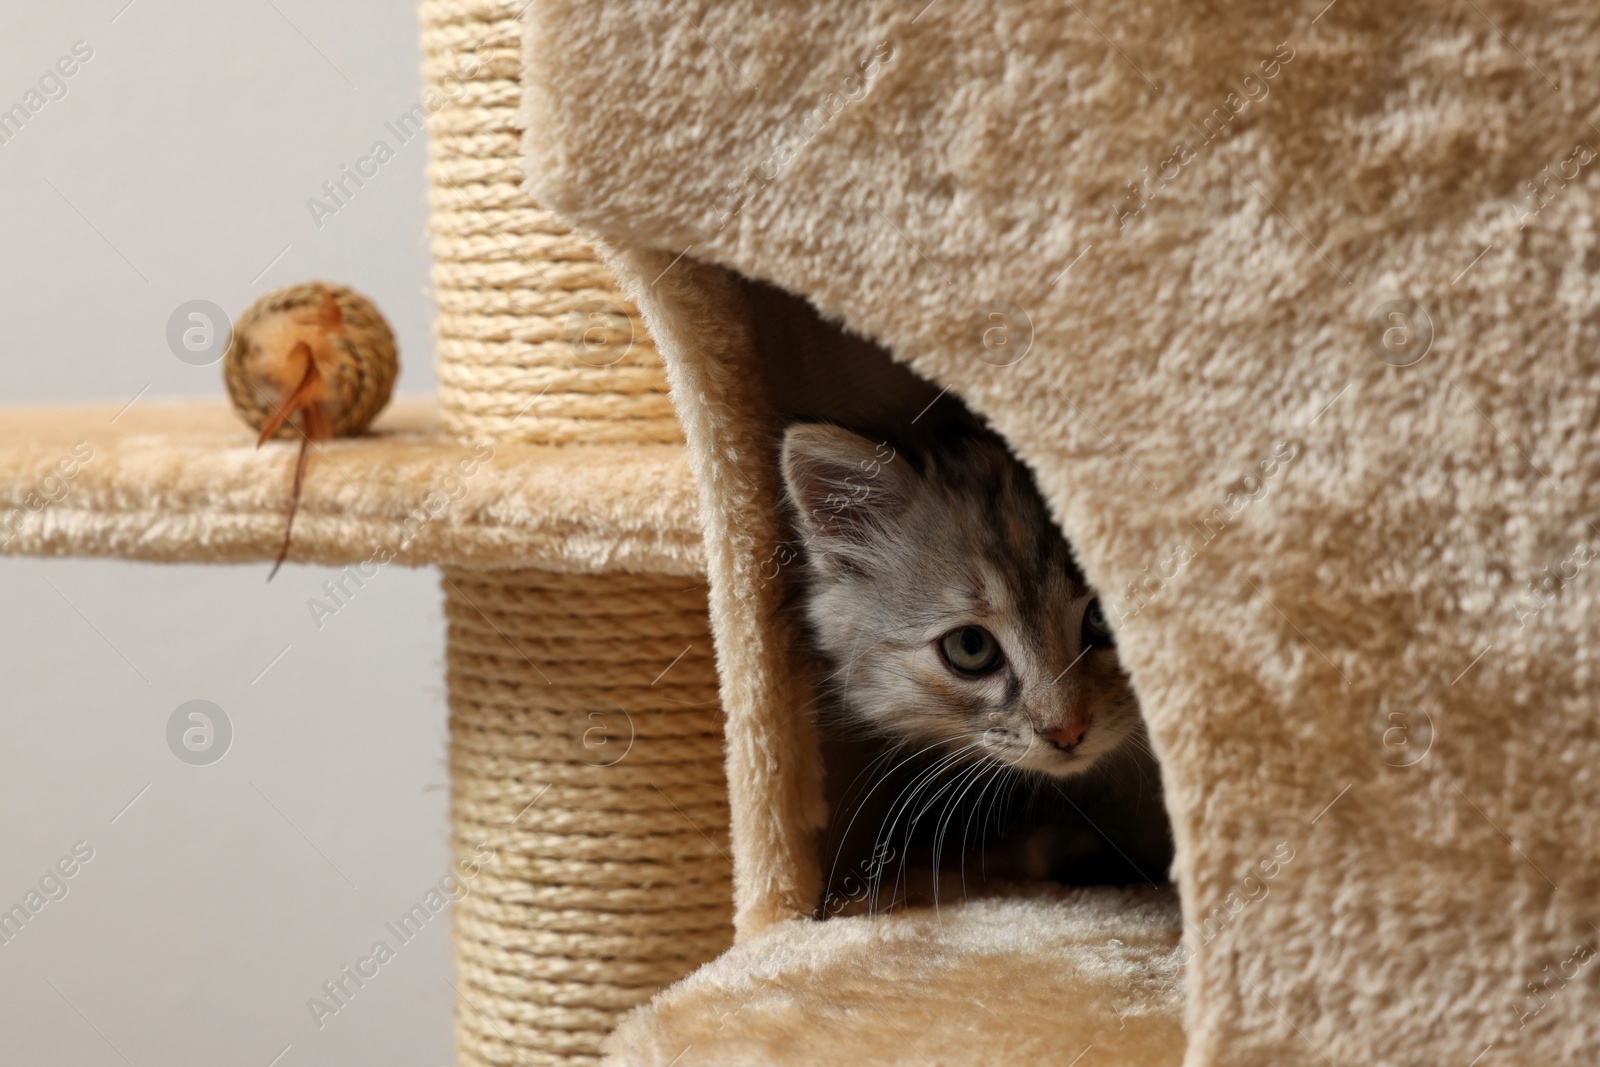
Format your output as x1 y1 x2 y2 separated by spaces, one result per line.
1081 598 1114 647
940 626 1004 675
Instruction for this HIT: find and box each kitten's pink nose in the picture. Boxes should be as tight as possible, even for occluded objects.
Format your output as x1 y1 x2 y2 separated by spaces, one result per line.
1043 719 1089 749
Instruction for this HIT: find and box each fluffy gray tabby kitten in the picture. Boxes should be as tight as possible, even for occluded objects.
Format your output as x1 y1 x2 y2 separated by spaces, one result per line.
781 417 1170 887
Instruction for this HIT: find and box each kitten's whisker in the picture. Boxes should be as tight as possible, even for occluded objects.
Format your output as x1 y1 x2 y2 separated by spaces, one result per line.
825 737 957 906
854 742 977 914
976 765 1020 879
908 763 967 830
872 743 983 913
991 766 1016 861
899 747 992 907
928 769 972 915
962 764 1006 898
836 637 899 688
932 761 992 916
884 752 973 885
959 770 987 898
791 689 838 716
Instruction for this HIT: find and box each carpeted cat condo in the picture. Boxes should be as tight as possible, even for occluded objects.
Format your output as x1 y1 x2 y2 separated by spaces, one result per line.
519 2 1600 1065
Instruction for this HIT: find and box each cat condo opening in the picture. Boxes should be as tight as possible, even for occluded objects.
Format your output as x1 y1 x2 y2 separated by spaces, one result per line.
745 281 1174 915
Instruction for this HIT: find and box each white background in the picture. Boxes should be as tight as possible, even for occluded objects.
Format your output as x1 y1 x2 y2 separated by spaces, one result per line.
1 2 456 1064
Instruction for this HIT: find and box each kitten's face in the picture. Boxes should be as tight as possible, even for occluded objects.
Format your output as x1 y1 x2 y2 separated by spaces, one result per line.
781 422 1141 779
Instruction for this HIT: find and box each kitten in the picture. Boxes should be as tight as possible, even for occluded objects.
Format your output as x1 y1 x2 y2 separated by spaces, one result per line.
780 417 1171 889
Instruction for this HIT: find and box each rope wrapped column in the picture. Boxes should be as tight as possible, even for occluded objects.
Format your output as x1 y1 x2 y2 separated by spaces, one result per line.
443 569 732 1065
422 0 681 445
422 2 733 1062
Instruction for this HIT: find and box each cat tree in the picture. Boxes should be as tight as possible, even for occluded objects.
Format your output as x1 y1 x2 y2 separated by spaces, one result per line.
7 0 1598 1065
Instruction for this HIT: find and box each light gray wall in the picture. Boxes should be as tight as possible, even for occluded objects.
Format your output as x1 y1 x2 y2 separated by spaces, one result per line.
2 3 455 1064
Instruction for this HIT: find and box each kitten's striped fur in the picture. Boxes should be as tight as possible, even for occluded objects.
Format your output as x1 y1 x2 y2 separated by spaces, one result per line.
782 416 1171 889
781 418 1144 780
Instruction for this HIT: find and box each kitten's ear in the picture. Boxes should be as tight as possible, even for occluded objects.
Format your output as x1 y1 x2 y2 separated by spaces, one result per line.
780 424 911 555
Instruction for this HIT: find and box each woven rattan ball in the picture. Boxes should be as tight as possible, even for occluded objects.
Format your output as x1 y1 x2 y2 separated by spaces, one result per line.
223 281 398 441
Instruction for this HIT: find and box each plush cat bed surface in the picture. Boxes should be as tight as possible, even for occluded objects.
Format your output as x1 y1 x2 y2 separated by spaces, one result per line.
605 887 1184 1067
521 2 1600 1064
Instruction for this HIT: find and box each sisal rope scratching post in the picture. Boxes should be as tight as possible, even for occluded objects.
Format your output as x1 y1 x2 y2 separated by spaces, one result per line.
422 0 681 446
423 2 733 1062
443 569 732 1065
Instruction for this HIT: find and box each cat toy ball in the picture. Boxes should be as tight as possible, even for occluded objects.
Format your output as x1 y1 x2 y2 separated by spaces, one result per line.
223 281 398 580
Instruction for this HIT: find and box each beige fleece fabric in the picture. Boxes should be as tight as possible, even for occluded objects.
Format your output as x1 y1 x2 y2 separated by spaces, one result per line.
522 2 1600 1064
600 247 833 935
0 398 702 574
604 886 1185 1067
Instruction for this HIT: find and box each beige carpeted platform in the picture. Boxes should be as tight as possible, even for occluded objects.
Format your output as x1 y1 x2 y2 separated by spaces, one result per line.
0 397 702 574
606 887 1185 1067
